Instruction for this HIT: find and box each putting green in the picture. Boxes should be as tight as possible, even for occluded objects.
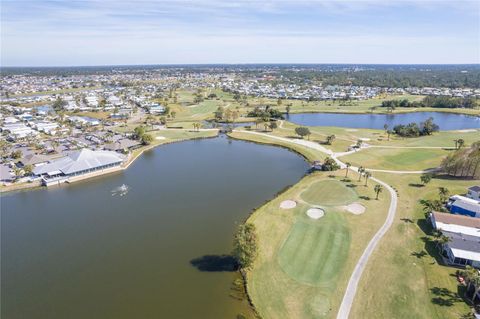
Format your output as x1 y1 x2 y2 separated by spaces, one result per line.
277 211 350 286
300 179 358 206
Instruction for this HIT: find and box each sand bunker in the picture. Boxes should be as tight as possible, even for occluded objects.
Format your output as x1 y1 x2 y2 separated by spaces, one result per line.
280 200 297 209
345 203 366 215
457 129 477 133
345 129 358 132
306 208 325 219
359 138 371 141
156 136 166 140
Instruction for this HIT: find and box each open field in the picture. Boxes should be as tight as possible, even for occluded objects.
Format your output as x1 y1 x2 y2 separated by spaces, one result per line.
339 147 453 171
350 173 478 319
246 171 390 319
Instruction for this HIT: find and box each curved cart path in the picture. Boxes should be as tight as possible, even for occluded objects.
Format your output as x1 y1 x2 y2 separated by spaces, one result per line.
234 130 399 319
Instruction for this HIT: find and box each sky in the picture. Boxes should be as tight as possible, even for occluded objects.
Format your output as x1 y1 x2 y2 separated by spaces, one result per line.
1 0 479 66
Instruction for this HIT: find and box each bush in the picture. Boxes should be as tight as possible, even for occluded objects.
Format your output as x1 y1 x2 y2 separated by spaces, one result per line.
233 223 258 269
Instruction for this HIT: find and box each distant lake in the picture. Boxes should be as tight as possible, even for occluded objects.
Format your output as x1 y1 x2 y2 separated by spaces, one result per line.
1 137 308 319
286 112 480 130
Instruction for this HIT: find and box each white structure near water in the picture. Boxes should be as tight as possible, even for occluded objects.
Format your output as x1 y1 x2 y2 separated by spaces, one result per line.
34 149 126 186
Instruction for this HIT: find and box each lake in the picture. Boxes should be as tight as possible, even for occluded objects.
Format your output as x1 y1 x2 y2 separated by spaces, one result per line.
286 112 480 130
1 136 308 319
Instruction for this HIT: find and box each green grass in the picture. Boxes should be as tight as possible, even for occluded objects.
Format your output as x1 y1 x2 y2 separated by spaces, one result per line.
229 131 326 162
301 180 358 206
339 148 453 171
278 210 350 286
246 172 390 319
350 174 476 319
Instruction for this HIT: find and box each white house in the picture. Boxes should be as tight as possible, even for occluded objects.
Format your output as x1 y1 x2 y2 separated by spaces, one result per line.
468 186 480 201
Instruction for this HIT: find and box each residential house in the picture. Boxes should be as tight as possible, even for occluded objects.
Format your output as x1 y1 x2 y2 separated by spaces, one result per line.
468 186 480 201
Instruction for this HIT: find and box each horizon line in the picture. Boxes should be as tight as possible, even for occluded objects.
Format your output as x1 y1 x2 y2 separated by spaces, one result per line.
1 62 480 69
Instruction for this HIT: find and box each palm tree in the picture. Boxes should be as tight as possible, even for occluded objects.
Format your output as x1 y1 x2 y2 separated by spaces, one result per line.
438 187 450 203
364 171 372 186
357 166 364 182
345 162 351 178
460 266 479 302
374 184 383 199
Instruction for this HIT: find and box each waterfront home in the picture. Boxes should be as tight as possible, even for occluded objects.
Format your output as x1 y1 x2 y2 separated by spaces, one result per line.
33 148 126 186
104 138 141 153
468 186 480 201
0 164 14 183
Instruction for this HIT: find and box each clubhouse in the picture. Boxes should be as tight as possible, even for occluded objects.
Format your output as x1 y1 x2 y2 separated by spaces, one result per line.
34 148 126 186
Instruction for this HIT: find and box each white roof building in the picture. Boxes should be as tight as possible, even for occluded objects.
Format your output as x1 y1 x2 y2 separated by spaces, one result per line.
34 148 126 178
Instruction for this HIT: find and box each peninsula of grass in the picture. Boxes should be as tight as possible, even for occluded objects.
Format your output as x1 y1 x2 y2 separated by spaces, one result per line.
245 171 390 319
228 131 326 162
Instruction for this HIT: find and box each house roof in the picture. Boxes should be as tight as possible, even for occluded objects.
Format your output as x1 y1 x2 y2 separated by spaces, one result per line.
0 164 14 181
452 198 480 214
34 148 125 176
432 212 480 229
20 154 52 166
469 185 480 193
104 139 140 151
444 231 480 261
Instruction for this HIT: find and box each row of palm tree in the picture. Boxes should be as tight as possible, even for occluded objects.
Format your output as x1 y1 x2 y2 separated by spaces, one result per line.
345 163 383 199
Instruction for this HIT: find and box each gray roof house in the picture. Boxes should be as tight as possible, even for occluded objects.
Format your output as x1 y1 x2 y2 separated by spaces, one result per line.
443 231 480 268
104 138 141 152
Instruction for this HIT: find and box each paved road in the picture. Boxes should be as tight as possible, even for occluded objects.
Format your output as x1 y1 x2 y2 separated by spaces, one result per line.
235 130 400 319
335 174 398 319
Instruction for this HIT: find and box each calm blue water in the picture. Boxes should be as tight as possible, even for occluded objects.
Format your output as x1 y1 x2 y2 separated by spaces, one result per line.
286 112 480 130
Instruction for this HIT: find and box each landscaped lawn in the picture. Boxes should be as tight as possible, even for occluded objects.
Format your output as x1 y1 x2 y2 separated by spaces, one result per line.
246 171 390 319
301 180 358 206
278 210 350 286
339 147 453 171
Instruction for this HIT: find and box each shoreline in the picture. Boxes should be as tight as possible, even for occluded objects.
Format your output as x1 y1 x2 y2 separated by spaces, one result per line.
285 107 480 116
0 130 219 194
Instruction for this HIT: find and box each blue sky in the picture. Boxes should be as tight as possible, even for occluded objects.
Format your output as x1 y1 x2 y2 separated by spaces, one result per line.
1 0 479 66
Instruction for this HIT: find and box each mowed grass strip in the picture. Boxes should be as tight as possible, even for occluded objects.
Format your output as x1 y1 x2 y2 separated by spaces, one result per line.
278 211 350 287
339 147 452 171
301 180 358 206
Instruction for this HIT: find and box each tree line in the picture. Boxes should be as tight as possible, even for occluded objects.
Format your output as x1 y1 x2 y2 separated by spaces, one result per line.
381 96 478 110
441 141 480 179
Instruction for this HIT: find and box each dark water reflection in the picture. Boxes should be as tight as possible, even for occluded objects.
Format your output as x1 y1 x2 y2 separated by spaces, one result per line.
1 137 308 319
